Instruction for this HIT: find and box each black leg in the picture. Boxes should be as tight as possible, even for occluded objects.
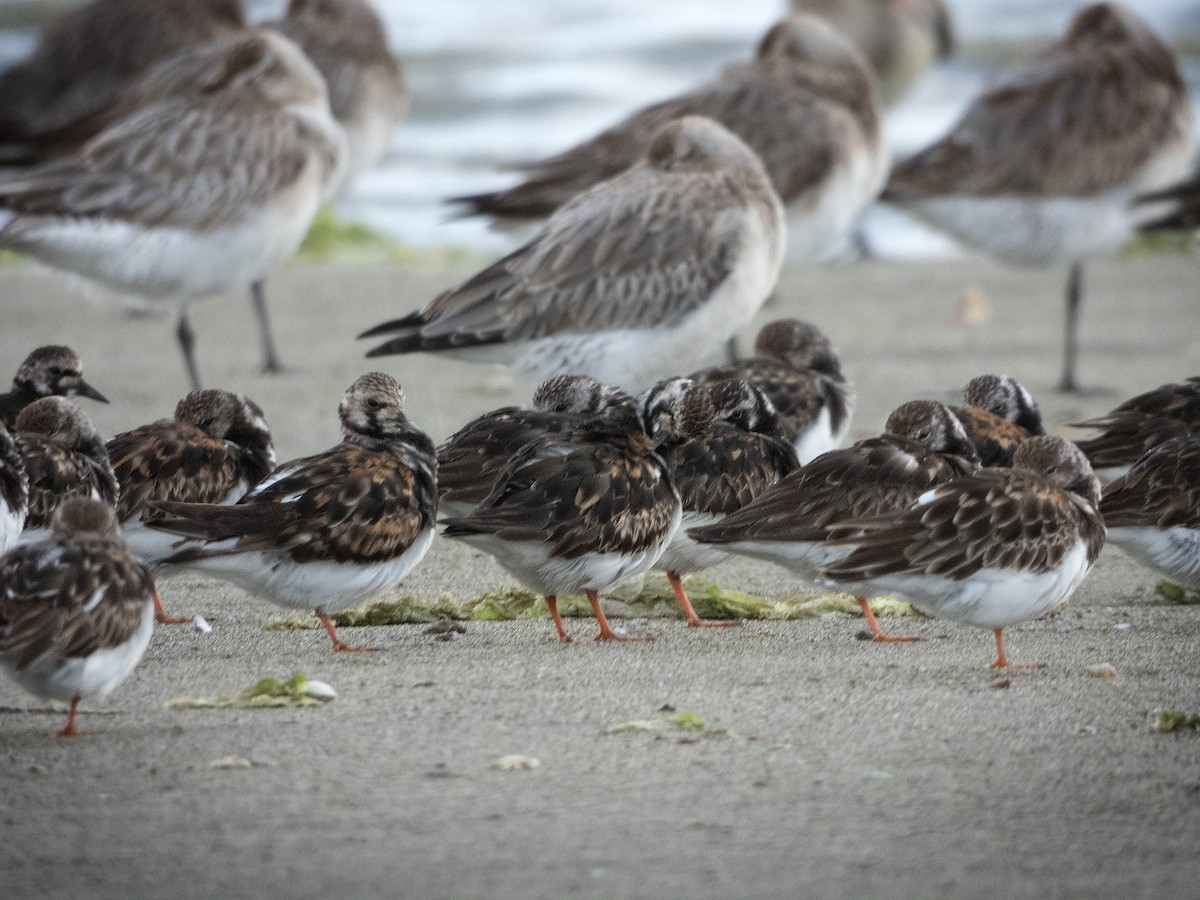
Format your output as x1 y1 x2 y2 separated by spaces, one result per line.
251 280 285 374
724 335 741 363
1056 262 1083 393
176 308 203 391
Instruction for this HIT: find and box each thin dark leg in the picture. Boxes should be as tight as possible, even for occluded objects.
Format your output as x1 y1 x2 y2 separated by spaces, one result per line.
1057 262 1083 393
251 280 286 374
176 308 203 391
724 336 741 363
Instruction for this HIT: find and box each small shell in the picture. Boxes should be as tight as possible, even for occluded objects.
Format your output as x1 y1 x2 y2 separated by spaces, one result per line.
1084 663 1117 679
192 615 214 634
489 755 540 772
303 679 337 701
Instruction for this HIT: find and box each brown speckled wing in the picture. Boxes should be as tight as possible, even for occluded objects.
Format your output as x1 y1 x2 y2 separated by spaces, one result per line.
437 407 571 509
107 420 253 522
1073 378 1200 469
18 433 119 529
1101 436 1200 529
0 536 152 669
662 424 798 517
950 405 1030 467
826 470 1105 581
152 437 438 565
443 429 678 559
691 435 974 544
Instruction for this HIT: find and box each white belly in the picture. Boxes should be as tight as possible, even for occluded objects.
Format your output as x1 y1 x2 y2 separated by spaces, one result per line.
1108 525 1200 589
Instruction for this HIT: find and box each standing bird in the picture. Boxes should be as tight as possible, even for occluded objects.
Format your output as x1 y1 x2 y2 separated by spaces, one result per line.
792 0 954 106
0 345 108 429
0 425 28 556
690 318 855 463
363 116 785 388
437 374 630 518
882 3 1194 393
269 0 407 190
689 399 980 642
148 374 437 653
642 379 799 627
1071 376 1200 483
1099 435 1200 590
0 30 348 390
0 498 157 737
106 390 275 624
452 15 884 263
441 399 681 643
0 0 244 162
823 436 1105 668
14 397 119 534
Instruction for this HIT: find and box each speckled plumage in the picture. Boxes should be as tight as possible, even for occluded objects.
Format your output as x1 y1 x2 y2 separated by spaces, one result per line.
0 424 28 556
14 397 118 532
0 498 156 736
0 345 108 429
148 374 437 651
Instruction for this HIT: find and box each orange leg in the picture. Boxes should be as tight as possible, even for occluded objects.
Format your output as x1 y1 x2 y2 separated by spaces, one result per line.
857 597 918 643
57 697 81 737
544 596 575 643
588 590 651 642
668 572 738 628
989 627 1045 669
316 608 379 653
152 586 194 625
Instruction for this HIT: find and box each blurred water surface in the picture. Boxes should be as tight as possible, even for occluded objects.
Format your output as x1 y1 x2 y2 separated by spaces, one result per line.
1 0 1198 257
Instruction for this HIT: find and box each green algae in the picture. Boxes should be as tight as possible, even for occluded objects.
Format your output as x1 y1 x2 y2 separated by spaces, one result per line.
1156 580 1200 604
165 673 332 710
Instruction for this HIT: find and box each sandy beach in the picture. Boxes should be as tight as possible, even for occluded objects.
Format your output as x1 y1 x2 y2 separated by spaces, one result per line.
1 254 1199 899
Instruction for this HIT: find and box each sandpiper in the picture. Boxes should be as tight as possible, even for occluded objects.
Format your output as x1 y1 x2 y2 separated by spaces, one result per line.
0 345 108 429
949 374 1044 467
0 424 28 557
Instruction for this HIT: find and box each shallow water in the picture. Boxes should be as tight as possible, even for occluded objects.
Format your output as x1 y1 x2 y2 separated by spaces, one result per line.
2 0 1199 256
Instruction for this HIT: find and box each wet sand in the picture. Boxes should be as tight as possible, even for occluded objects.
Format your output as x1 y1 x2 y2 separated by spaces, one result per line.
1 255 1199 899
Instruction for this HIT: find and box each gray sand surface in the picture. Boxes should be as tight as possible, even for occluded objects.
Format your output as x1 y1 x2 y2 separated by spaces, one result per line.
1 256 1198 899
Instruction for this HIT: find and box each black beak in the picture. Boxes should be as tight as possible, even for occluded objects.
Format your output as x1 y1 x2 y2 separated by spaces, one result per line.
73 379 109 404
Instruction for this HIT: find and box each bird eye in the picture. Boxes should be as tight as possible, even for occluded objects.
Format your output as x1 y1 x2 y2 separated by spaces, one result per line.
366 398 382 410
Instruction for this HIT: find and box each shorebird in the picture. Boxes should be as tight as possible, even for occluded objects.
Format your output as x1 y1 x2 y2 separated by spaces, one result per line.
13 397 118 534
0 0 244 163
642 379 799 627
437 375 630 518
0 498 157 737
364 115 785 388
949 374 1044 467
0 29 348 390
822 436 1105 668
1071 376 1200 483
689 399 980 642
1100 435 1200 590
148 373 437 653
452 15 885 261
0 345 108 429
0 425 28 556
882 3 1194 393
269 0 407 189
689 319 855 463
792 0 954 105
441 398 681 643
107 389 275 623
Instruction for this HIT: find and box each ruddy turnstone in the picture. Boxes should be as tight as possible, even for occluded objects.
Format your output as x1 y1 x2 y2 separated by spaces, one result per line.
0 29 348 390
441 398 681 643
949 374 1044 467
792 0 954 105
689 399 980 641
14 397 119 534
148 373 437 653
364 116 784 387
452 15 883 262
0 424 28 557
0 345 108 429
883 3 1194 393
690 319 855 463
643 379 798 627
1072 376 1200 483
438 374 629 518
0 498 157 737
0 0 244 163
270 0 407 189
822 436 1105 667
107 389 275 623
1099 435 1200 590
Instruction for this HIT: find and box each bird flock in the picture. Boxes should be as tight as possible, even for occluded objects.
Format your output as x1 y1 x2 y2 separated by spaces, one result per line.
0 0 1198 737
